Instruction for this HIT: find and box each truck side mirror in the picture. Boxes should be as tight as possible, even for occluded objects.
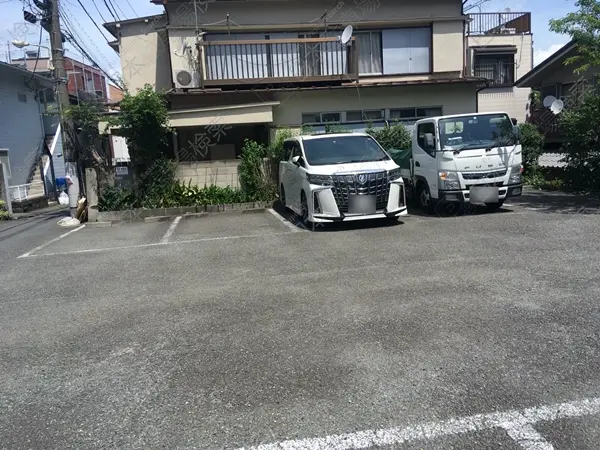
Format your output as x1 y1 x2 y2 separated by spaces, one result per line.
424 133 435 150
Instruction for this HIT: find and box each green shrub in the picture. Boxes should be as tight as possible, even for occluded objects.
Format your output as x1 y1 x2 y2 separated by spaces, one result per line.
518 123 544 173
98 186 135 211
365 122 411 151
238 139 277 201
270 128 297 160
0 200 9 220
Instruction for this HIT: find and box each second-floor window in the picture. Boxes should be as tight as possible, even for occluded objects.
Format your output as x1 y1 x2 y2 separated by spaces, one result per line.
474 54 515 87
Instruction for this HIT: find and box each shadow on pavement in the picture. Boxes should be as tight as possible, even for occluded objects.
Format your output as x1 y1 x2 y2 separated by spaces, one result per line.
506 188 600 214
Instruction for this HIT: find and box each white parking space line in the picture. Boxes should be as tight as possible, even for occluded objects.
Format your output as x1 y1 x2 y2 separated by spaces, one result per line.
19 231 295 258
160 216 182 244
236 397 600 450
17 224 85 259
267 208 304 232
504 423 554 450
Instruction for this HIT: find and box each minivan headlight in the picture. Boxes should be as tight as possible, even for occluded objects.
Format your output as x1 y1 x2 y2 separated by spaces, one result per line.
388 168 402 180
306 174 333 186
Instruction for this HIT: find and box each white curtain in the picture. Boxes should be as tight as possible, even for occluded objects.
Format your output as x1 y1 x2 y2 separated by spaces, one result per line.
356 32 382 75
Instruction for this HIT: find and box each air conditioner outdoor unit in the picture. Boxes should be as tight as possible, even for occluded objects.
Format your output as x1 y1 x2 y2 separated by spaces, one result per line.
173 69 200 89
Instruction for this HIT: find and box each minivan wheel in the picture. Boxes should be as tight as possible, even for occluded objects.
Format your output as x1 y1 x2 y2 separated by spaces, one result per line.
280 184 289 210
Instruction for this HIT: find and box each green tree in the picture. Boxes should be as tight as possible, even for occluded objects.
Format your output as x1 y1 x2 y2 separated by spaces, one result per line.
518 123 545 173
109 85 171 172
558 93 600 190
65 99 113 185
549 0 600 73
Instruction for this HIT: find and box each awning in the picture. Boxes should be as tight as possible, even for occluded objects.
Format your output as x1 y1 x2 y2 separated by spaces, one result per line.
471 45 517 55
98 101 280 133
168 102 280 127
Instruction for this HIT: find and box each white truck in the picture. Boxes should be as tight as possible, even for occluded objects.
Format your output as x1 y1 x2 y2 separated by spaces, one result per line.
392 112 523 212
279 132 408 226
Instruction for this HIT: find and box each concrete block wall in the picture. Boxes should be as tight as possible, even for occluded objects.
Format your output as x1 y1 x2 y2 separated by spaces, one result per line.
176 160 240 189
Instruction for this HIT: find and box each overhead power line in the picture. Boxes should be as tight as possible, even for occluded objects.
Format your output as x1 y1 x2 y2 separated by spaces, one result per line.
75 0 112 43
101 0 119 21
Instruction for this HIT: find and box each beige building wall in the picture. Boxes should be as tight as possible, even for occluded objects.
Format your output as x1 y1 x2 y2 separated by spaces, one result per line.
117 18 172 94
175 160 241 189
467 34 533 123
166 0 463 28
271 84 477 128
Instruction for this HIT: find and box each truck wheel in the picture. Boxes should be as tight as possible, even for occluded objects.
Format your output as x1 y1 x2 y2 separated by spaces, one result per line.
418 183 434 214
485 200 505 212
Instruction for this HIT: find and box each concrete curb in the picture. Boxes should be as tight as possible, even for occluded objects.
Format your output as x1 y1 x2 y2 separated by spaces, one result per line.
85 221 112 228
144 216 171 223
95 201 274 223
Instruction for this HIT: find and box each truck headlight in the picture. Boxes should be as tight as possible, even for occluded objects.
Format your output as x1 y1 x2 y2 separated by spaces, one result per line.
388 168 402 180
508 165 523 184
306 174 333 186
439 171 460 190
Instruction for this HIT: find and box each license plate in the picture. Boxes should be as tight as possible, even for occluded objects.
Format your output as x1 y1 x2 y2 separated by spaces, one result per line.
470 186 499 205
348 195 376 214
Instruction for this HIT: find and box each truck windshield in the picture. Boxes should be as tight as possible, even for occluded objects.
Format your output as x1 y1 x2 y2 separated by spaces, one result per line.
302 135 390 166
438 114 516 151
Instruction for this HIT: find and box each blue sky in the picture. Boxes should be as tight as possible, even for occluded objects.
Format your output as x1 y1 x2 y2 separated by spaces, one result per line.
0 0 575 81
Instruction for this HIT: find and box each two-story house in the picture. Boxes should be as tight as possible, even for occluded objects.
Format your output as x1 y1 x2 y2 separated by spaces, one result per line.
102 0 518 189
466 11 533 123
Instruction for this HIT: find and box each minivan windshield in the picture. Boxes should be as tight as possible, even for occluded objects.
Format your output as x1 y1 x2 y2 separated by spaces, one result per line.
438 113 516 151
302 135 390 166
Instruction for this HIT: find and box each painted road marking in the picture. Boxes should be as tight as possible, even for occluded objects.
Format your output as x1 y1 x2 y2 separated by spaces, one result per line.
17 224 85 258
160 216 182 244
267 208 304 232
17 231 296 258
236 396 600 450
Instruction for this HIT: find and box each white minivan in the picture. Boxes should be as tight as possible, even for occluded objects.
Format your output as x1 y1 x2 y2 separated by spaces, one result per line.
278 132 408 226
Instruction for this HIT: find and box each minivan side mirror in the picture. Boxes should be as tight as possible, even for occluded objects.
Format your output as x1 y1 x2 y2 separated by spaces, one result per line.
291 155 302 166
424 132 435 150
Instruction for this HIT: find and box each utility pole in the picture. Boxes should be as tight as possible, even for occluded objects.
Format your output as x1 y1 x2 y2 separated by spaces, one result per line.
49 0 80 218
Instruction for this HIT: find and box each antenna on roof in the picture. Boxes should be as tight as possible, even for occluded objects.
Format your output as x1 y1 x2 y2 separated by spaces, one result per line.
226 13 230 35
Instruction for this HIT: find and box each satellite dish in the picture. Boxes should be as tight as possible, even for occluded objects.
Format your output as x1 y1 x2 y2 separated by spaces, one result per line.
504 7 511 12
550 99 564 115
543 95 556 108
340 25 353 45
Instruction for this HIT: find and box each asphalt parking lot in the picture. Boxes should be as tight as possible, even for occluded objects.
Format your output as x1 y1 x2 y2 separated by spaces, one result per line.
2 190 600 449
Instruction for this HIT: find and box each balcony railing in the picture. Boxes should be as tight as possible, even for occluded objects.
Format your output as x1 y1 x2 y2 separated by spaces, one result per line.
197 36 358 87
467 12 531 35
473 60 516 88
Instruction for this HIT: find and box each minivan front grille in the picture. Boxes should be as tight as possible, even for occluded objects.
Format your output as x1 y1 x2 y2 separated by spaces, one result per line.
331 171 389 213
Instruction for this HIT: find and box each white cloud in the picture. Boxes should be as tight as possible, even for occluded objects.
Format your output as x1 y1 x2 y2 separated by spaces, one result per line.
534 43 568 66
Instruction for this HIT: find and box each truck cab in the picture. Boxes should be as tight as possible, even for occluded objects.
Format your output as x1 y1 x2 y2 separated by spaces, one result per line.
403 112 523 211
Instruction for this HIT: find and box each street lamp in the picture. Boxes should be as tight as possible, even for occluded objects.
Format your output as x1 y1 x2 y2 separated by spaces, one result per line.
11 40 54 70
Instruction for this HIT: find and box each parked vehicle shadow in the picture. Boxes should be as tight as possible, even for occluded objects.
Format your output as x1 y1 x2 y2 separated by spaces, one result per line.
270 200 405 232
504 188 600 215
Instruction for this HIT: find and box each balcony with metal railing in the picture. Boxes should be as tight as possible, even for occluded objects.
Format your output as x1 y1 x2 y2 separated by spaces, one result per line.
467 12 531 36
473 59 516 88
196 36 358 88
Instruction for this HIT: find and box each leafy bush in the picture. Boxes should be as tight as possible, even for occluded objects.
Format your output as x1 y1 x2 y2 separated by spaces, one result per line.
0 200 9 220
238 139 277 201
98 186 135 212
558 93 600 191
98 182 253 211
518 123 545 173
270 128 298 160
365 122 411 151
134 157 178 209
